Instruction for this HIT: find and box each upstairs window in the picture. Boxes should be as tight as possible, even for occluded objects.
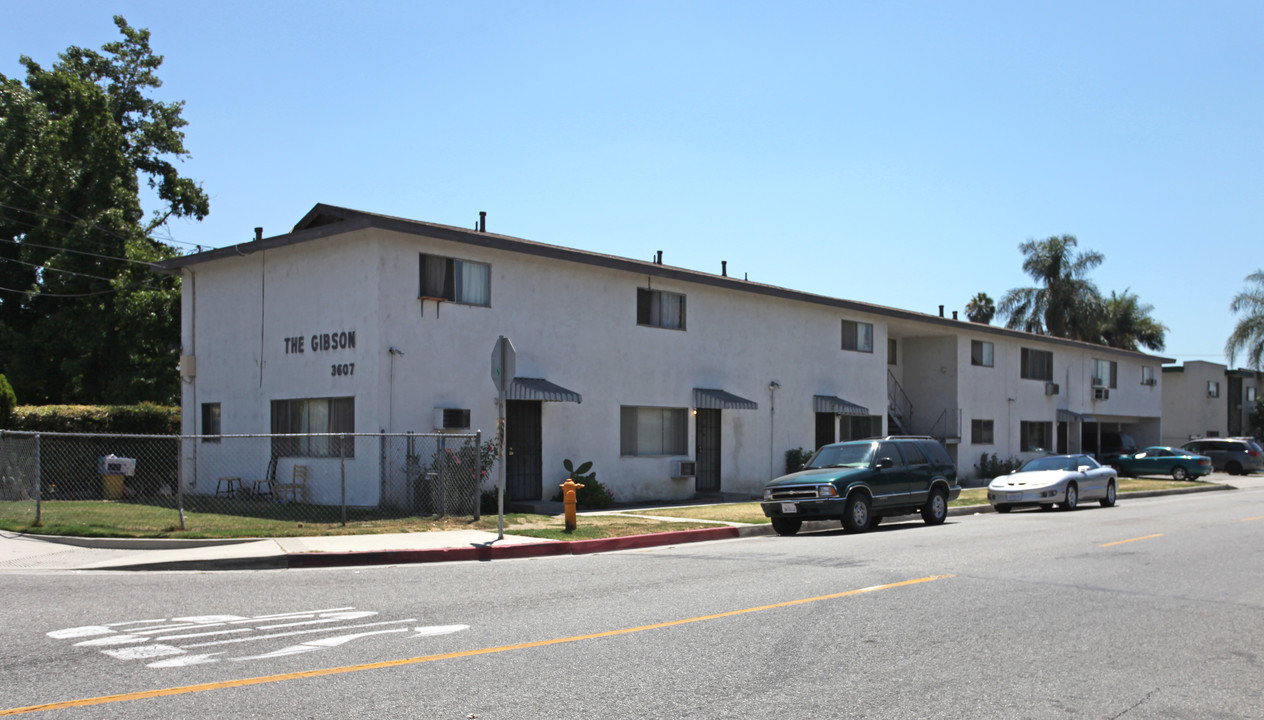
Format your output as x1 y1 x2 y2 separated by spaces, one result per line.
1020 348 1052 381
1141 366 1156 386
971 340 994 367
841 320 874 353
1093 359 1118 388
972 419 994 444
1208 381 1220 398
419 253 490 306
637 288 686 330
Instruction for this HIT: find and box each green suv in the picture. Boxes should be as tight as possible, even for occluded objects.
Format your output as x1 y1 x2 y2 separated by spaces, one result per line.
761 436 961 536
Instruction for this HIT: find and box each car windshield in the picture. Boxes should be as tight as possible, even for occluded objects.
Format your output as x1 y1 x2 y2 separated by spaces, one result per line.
1019 456 1077 472
808 443 874 469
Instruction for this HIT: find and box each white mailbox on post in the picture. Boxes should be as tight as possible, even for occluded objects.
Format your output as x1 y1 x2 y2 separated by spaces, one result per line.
98 455 136 476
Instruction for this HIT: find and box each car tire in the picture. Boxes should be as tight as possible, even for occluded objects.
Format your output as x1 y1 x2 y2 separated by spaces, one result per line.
841 493 871 533
1061 482 1078 511
921 488 948 526
1172 466 1189 481
1100 480 1117 508
1226 461 1243 476
994 504 1012 514
870 515 883 528
771 517 801 536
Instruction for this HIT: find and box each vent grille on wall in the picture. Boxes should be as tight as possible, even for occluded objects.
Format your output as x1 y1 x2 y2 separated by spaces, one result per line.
433 408 471 430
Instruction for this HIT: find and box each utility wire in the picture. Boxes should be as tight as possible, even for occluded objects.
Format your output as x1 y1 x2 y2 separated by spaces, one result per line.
0 255 117 282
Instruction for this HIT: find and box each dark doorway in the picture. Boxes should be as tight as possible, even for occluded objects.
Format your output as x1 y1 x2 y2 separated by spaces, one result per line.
695 408 721 493
506 400 542 501
815 412 836 451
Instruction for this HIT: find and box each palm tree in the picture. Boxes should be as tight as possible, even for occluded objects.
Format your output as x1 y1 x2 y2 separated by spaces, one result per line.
1226 270 1264 369
998 235 1103 340
964 292 996 324
1095 290 1166 352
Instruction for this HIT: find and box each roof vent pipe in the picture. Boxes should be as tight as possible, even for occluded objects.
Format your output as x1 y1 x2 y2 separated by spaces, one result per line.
952 311 958 320
656 250 663 265
938 305 944 317
254 227 263 242
478 211 486 233
722 260 727 277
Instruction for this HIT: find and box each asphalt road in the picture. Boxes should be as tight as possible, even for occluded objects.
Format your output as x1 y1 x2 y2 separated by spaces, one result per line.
2 484 1261 719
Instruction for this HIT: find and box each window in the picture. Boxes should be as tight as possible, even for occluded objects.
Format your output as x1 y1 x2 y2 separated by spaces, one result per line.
901 442 927 465
1093 359 1118 388
1208 381 1220 398
201 403 221 443
419 253 490 306
1249 387 1258 402
841 320 874 353
1141 366 1156 386
972 419 994 444
971 340 994 368
620 406 687 455
271 397 355 457
887 338 897 366
1020 348 1053 381
636 288 686 330
1020 421 1052 452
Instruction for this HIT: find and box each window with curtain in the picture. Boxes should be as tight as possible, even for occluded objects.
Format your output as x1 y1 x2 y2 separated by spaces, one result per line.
201 403 221 443
1020 421 1051 452
971 340 994 367
841 319 874 353
1093 359 1118 388
636 288 686 330
620 406 688 455
419 253 490 306
271 397 355 457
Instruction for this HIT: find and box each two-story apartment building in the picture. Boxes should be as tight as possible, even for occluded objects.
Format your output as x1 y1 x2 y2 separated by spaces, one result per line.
1162 361 1262 444
156 204 1170 504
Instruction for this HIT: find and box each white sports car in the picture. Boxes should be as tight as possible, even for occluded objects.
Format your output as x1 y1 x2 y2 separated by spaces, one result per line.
987 454 1117 513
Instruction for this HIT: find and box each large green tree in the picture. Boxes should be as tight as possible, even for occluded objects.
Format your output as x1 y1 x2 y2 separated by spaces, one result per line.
964 292 996 324
1226 270 1264 370
0 16 206 404
1094 289 1166 352
998 235 1104 340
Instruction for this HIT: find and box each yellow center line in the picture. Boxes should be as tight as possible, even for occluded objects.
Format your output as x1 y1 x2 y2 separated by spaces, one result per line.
1243 516 1264 522
1100 533 1164 547
1 574 953 716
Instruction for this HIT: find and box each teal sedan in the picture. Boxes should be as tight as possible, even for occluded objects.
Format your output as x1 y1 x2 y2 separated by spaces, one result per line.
1113 446 1212 481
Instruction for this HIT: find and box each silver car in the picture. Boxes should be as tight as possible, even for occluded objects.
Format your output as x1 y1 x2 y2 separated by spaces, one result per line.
988 454 1118 513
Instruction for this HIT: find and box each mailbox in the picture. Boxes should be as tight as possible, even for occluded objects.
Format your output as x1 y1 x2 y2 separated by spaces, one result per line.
98 455 136 476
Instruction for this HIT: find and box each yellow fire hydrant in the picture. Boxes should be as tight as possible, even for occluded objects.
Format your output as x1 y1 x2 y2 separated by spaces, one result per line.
560 478 585 532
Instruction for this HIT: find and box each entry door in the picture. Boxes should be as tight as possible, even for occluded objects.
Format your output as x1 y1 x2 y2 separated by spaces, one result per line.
506 400 543 501
695 409 721 493
815 412 836 451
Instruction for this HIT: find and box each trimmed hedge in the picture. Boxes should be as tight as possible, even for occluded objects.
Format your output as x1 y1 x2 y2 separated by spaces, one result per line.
6 405 180 435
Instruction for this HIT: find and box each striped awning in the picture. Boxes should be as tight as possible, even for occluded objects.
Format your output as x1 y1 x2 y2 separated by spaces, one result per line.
507 377 582 403
814 395 870 416
693 388 758 410
1057 409 1095 423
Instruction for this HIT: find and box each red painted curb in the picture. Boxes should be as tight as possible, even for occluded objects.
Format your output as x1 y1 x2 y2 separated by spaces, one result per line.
284 526 742 567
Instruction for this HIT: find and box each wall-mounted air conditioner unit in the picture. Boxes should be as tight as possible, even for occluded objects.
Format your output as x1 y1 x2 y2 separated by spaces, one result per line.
433 408 471 430
1093 387 1110 401
1045 382 1060 396
672 460 697 478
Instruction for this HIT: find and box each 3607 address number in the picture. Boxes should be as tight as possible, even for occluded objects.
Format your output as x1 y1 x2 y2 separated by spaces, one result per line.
332 363 355 377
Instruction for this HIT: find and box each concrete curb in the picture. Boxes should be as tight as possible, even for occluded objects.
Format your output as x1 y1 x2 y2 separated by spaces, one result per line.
25 483 1239 571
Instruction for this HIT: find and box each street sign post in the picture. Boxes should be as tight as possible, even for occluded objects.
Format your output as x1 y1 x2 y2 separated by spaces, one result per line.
490 336 516 539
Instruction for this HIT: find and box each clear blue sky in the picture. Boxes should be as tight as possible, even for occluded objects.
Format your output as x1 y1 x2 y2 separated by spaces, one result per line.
4 1 1260 366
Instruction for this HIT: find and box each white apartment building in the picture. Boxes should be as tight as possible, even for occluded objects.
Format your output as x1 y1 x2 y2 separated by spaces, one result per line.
157 204 1170 505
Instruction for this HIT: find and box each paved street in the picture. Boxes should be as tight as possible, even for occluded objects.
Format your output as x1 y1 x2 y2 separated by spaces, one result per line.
2 482 1262 719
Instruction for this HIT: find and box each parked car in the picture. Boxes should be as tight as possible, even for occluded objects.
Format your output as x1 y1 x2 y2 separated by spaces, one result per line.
1113 446 1212 480
1180 438 1264 476
761 436 961 536
987 454 1117 513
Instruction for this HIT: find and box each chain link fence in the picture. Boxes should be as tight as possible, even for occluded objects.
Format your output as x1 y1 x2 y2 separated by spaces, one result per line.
0 430 491 533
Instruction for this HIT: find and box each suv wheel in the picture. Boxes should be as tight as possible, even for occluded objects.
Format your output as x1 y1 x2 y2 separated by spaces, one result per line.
841 493 871 533
771 517 801 536
921 488 948 526
1226 461 1243 476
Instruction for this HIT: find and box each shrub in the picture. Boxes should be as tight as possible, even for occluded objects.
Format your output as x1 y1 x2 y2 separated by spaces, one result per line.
785 447 813 475
0 375 15 426
551 458 614 509
975 452 1023 480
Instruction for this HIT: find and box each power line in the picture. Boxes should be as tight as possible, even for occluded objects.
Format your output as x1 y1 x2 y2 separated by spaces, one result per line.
0 255 117 282
0 237 160 268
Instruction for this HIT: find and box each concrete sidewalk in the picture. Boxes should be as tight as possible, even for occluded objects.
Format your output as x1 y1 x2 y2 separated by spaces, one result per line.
0 479 1246 572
